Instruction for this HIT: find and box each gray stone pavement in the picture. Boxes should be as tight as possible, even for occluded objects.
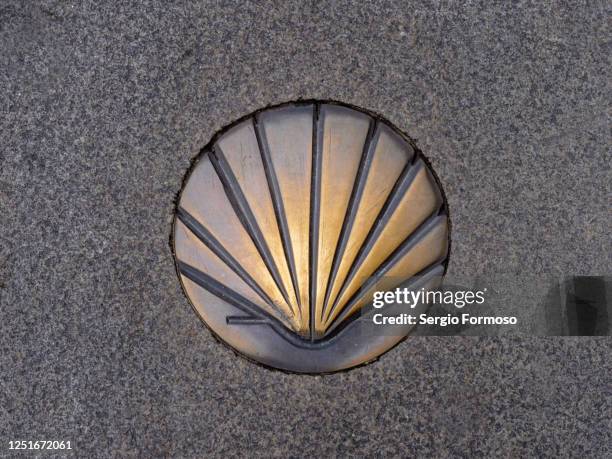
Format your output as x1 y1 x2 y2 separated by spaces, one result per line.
0 1 610 457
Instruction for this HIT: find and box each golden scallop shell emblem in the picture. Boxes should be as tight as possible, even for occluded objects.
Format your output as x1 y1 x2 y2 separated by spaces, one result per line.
173 101 449 372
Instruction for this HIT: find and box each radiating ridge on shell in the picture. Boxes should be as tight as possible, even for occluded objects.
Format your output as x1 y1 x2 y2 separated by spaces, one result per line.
173 101 449 372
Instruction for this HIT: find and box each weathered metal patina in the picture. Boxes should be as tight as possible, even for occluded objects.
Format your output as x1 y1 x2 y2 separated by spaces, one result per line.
173 101 449 372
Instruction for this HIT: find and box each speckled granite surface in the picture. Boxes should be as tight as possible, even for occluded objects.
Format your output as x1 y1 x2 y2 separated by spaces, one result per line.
1 1 610 457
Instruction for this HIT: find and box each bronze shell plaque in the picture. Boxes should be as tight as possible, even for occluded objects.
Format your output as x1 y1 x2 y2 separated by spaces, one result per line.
173 101 449 373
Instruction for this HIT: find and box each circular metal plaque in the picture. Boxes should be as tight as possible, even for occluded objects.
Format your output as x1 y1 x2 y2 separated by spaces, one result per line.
173 101 449 373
